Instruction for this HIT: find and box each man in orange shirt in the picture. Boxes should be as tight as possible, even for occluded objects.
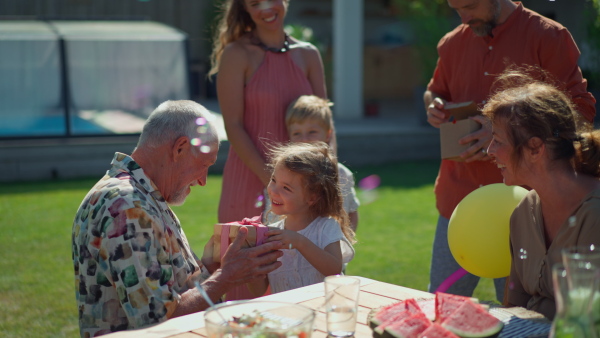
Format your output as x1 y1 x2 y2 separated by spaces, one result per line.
424 0 596 301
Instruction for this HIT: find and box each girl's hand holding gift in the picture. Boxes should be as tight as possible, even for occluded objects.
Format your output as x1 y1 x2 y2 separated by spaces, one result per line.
265 228 304 250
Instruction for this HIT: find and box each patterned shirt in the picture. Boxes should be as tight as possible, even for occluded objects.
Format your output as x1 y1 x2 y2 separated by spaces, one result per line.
72 152 201 337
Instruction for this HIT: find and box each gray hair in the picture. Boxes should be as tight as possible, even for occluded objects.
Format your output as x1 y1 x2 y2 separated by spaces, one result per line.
137 100 219 154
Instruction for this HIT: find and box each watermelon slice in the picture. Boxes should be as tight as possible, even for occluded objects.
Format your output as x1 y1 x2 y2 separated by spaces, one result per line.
416 298 436 321
417 323 459 338
374 310 411 336
435 292 477 322
404 299 422 314
373 299 427 337
384 312 432 338
368 301 407 329
441 299 503 337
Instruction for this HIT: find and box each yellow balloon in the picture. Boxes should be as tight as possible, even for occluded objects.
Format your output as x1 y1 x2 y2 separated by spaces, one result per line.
448 183 529 278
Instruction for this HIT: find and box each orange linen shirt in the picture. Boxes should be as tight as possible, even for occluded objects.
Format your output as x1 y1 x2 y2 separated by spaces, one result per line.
427 2 596 218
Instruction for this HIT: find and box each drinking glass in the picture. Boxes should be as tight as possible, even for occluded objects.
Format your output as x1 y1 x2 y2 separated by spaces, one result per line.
562 245 600 336
562 245 600 271
550 263 598 338
324 275 360 337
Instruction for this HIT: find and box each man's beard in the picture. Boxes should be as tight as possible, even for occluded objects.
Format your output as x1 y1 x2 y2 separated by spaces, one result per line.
469 0 501 37
168 187 189 206
469 20 496 37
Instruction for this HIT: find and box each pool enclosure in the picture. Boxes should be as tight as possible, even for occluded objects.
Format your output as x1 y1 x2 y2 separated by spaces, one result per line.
0 20 189 138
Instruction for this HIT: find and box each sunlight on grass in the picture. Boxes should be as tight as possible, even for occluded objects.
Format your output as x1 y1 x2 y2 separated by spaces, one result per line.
0 160 497 337
1 182 95 337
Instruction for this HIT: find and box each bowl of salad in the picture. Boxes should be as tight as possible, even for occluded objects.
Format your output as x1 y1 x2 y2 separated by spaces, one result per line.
204 301 315 338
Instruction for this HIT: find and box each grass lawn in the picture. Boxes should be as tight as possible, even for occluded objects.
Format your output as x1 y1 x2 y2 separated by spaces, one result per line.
0 159 497 337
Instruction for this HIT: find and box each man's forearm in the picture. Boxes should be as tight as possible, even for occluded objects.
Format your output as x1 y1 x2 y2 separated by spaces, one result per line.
170 269 234 319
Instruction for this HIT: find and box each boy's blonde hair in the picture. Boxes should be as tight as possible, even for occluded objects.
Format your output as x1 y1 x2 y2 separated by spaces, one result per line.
285 95 334 133
268 142 356 244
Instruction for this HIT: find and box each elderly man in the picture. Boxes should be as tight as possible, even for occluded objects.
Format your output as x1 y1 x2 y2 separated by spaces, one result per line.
424 0 596 301
72 100 283 337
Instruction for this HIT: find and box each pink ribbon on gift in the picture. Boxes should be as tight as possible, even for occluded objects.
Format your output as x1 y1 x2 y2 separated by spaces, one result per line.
219 216 269 261
220 224 231 262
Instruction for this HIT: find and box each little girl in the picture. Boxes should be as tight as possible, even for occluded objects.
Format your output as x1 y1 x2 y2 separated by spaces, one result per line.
248 142 356 295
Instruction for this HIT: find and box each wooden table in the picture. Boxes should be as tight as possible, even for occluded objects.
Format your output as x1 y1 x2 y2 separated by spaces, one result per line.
105 277 547 338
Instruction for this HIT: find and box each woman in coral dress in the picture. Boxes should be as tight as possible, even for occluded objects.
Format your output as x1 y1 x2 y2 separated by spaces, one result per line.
209 0 327 300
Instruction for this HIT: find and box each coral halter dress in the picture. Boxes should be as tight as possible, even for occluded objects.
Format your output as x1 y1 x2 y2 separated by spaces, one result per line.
218 49 313 223
217 47 314 301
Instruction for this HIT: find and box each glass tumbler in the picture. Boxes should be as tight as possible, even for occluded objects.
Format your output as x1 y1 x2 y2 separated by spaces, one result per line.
550 263 598 338
324 275 360 338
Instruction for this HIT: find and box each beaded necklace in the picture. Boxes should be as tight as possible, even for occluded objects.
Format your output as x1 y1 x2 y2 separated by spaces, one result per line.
252 33 290 53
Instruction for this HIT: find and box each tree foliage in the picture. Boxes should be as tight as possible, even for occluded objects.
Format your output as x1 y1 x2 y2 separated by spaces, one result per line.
584 0 600 87
393 0 454 84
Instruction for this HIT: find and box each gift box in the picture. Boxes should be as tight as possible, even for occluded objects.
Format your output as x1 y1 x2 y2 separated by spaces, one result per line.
440 101 481 161
212 216 272 263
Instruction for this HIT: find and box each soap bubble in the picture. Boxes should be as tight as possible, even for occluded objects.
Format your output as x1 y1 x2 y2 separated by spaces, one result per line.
519 248 528 260
196 117 207 126
357 174 381 205
255 194 265 208
359 174 381 191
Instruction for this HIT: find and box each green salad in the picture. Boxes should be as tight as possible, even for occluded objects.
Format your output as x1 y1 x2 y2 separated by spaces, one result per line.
220 310 309 338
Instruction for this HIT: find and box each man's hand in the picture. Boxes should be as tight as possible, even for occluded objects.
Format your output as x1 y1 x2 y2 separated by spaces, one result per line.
459 115 492 162
219 226 284 287
173 226 283 319
427 97 450 128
